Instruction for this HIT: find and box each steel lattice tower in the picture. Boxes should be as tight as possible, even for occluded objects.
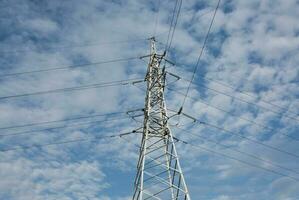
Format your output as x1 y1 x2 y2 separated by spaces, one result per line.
132 38 191 200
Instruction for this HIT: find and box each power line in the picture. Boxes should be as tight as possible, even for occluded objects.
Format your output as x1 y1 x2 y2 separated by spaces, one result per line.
173 125 299 176
167 70 299 122
0 56 142 78
165 0 179 51
0 130 136 152
162 9 219 70
0 115 132 138
194 119 299 159
167 0 182 52
165 0 183 53
159 8 216 62
204 76 298 115
208 68 299 88
179 0 221 111
189 7 217 24
175 137 299 182
0 78 144 101
0 38 148 55
169 66 298 116
0 110 126 131
167 87 298 141
191 81 299 122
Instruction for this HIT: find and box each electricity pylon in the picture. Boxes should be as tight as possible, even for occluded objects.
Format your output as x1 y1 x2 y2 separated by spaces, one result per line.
132 38 191 200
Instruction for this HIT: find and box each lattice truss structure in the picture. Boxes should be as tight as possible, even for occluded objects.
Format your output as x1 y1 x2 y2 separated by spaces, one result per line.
132 38 191 200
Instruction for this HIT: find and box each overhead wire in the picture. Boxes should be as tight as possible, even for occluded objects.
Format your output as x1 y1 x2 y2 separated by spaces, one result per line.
157 8 215 59
173 125 299 176
192 119 299 159
165 0 183 53
165 69 299 122
166 87 298 141
164 0 297 118
189 7 217 24
0 56 142 78
0 111 126 130
208 68 299 87
2 0 297 189
164 0 179 51
0 78 144 101
0 110 127 131
0 38 148 55
206 75 299 116
0 130 137 152
182 79 299 122
0 114 132 138
168 65 298 116
179 0 221 111
162 0 297 116
175 137 299 182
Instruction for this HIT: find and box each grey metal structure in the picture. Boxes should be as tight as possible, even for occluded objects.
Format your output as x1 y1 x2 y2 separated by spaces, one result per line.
132 38 191 200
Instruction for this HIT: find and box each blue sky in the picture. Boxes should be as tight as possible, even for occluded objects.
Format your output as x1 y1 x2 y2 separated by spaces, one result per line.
0 0 299 199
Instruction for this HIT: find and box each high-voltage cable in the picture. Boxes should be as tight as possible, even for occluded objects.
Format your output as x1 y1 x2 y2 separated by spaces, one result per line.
0 78 143 101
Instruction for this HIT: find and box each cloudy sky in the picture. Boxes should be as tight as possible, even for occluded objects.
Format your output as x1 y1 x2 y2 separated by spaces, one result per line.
0 0 298 199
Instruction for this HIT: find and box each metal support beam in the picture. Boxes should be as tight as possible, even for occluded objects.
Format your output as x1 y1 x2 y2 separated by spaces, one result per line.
132 38 191 200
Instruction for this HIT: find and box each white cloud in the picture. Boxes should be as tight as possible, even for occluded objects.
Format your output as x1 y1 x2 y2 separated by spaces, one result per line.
0 0 298 199
25 18 58 33
0 158 108 200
